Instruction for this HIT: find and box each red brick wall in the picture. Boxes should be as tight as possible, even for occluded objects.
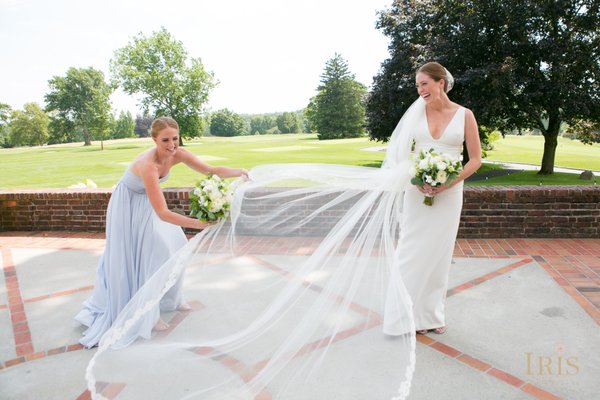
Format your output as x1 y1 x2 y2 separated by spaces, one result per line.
461 186 599 238
1 186 598 238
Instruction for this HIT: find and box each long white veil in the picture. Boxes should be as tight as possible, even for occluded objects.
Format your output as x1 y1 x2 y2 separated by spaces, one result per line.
85 98 426 400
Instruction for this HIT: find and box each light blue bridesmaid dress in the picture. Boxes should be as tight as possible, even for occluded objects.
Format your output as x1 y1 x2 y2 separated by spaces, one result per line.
75 167 188 347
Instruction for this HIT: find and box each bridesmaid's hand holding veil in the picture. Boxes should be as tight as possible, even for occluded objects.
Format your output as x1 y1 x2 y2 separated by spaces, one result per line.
237 168 250 180
192 219 219 230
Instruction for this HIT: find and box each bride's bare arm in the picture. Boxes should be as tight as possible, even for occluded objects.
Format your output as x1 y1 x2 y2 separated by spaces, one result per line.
453 109 482 184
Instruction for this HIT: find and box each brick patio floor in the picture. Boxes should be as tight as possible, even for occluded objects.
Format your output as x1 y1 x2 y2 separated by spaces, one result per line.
0 232 599 399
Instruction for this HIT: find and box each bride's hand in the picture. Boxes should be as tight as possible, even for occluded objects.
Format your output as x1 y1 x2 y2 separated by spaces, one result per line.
418 184 435 196
430 184 451 195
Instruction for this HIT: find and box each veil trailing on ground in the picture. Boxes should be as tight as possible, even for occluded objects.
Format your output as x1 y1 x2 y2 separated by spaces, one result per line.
85 98 426 400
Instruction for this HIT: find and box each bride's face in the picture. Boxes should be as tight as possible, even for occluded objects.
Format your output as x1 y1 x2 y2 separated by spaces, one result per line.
153 127 179 158
415 72 444 102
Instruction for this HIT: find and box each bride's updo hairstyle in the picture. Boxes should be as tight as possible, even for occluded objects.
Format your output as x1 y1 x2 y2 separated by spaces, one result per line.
417 62 454 93
150 117 179 138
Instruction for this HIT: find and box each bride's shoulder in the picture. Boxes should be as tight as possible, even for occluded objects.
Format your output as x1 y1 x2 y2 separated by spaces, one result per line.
452 102 475 118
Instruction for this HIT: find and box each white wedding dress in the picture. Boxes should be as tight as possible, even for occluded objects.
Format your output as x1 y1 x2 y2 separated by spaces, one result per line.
396 106 465 330
83 98 461 400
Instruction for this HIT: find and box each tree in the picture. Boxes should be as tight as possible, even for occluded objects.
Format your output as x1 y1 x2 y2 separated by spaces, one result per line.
250 116 263 135
9 103 49 147
429 0 599 174
94 113 114 150
0 103 11 147
564 119 600 144
210 109 247 137
111 27 216 144
114 111 136 139
135 114 154 137
298 110 312 133
45 67 113 146
369 0 600 174
250 115 277 135
47 117 81 145
307 53 367 140
366 1 436 144
276 112 301 133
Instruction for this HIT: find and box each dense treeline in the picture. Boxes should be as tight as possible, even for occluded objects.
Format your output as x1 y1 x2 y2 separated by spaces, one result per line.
367 0 599 173
0 25 314 147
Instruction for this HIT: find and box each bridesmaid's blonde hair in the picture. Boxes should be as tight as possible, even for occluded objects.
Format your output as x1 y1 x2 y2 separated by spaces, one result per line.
150 117 179 138
417 62 450 93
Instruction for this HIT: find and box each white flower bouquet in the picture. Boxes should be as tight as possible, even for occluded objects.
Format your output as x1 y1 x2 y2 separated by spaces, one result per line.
189 174 235 222
409 148 463 206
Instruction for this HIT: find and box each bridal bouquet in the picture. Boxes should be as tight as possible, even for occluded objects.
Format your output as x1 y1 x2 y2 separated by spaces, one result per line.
409 149 462 206
189 174 235 222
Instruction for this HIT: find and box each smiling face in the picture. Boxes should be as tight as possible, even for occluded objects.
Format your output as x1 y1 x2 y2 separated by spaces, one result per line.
153 126 179 158
415 72 445 103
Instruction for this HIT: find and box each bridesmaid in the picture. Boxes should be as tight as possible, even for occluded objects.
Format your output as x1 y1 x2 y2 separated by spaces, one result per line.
75 117 248 347
397 62 481 334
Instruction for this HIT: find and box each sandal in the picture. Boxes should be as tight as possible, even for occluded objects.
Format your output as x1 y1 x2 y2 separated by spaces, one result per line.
432 326 446 334
153 319 170 331
416 329 429 335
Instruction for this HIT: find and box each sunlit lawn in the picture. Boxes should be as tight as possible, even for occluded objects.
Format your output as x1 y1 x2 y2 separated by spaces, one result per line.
465 169 596 186
485 135 600 171
0 134 385 189
1 134 597 189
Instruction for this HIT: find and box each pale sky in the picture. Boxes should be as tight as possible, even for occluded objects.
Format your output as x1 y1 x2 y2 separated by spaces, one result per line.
0 0 393 116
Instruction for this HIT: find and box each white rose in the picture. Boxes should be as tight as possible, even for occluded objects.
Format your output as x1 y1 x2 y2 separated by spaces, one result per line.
216 198 226 211
419 159 429 169
436 161 447 171
211 189 223 200
208 201 219 213
437 170 448 183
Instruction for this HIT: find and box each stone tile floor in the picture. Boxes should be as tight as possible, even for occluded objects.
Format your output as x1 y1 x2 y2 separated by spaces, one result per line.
0 232 599 399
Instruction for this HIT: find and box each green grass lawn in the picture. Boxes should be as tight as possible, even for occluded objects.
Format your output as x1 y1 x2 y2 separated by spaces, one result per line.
0 134 385 189
486 135 600 171
463 163 596 186
466 169 596 186
1 134 597 189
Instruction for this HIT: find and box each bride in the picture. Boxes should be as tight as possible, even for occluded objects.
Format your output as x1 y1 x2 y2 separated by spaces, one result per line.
396 62 481 335
84 62 481 400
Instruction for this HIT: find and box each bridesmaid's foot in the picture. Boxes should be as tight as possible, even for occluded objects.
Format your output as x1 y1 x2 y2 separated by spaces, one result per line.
177 302 192 311
416 329 429 335
154 319 170 331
